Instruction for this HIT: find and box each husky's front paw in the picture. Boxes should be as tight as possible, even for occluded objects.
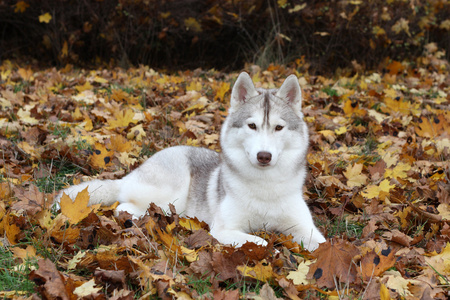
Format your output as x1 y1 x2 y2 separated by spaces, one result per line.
211 229 268 248
302 234 326 251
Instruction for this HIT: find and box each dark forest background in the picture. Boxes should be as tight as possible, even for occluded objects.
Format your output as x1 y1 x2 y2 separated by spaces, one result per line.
1 0 449 73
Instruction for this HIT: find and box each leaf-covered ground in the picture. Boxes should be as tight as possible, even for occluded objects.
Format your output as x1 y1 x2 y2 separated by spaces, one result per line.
0 48 449 299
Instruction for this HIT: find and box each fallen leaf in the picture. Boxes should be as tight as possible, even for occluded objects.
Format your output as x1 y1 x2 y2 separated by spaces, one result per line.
306 239 359 288
39 12 52 23
73 278 102 297
344 163 368 188
29 259 70 299
60 187 101 224
287 260 314 285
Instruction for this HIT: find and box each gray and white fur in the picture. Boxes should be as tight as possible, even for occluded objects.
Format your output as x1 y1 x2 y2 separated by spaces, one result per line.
55 73 326 251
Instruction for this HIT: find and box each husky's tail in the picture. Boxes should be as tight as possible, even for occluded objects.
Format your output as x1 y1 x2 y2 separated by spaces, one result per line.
54 179 122 207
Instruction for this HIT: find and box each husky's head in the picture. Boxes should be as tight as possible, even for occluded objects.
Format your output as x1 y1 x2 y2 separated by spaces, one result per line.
221 72 309 175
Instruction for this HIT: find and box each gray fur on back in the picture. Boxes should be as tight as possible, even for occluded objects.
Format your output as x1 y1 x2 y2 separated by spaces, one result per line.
185 147 220 215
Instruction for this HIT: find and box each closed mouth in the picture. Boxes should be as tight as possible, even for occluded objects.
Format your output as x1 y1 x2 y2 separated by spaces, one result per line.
258 162 271 167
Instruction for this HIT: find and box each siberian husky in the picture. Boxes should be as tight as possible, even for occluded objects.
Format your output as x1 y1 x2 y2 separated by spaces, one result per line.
56 73 326 250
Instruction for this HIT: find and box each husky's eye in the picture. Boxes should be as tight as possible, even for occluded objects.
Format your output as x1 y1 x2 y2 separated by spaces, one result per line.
275 125 284 131
248 123 256 130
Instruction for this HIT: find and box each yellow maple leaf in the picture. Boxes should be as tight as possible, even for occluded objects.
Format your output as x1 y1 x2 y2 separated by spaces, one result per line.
72 107 83 120
117 152 137 167
203 133 219 145
343 99 366 117
379 283 392 300
344 163 368 188
335 126 347 135
380 151 398 168
179 218 204 231
107 109 135 129
18 68 33 81
83 115 93 131
60 188 100 224
17 108 38 125
39 12 52 23
109 134 132 152
93 76 108 84
14 1 29 13
184 17 202 33
110 89 129 102
287 260 314 285
319 130 336 143
180 246 198 263
74 279 102 298
214 82 230 102
424 242 450 285
127 124 146 141
186 80 202 92
384 163 411 180
238 261 273 282
67 251 86 271
75 81 93 93
437 204 450 220
383 88 397 99
17 141 41 159
361 179 395 199
383 270 415 297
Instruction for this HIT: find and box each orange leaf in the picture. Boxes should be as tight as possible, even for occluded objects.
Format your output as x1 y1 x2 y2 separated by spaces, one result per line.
360 247 396 281
90 143 114 169
14 1 29 13
109 134 132 153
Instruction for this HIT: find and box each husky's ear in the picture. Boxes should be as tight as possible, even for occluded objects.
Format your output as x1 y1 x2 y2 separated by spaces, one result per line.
231 72 258 107
276 75 302 113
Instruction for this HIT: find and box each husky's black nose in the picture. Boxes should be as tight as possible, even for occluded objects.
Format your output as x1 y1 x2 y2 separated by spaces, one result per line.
257 151 272 165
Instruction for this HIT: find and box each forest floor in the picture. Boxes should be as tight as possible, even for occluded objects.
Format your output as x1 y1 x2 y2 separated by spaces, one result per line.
0 50 449 299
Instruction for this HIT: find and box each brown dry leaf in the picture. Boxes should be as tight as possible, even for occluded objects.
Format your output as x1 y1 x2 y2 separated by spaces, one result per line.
189 251 214 277
212 289 240 300
29 259 71 300
212 249 246 281
184 229 217 249
11 184 45 215
306 239 359 288
383 229 413 247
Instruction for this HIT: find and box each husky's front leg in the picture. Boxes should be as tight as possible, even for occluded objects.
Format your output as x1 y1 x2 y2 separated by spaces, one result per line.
209 200 269 247
282 200 326 251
